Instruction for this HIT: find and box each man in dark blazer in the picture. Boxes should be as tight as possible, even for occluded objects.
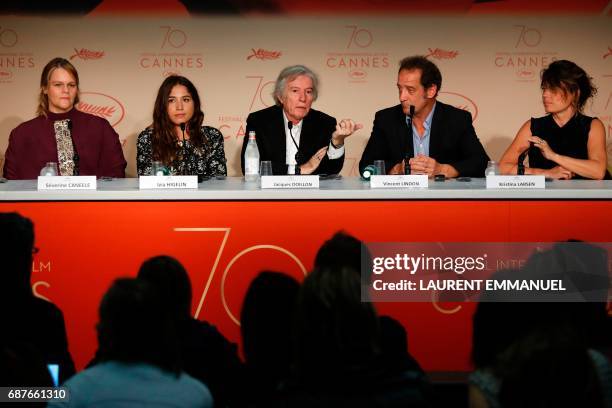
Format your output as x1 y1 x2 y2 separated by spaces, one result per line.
359 56 489 178
241 65 361 176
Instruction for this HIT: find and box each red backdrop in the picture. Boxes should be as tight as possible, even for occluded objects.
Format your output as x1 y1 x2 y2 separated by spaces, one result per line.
0 199 610 372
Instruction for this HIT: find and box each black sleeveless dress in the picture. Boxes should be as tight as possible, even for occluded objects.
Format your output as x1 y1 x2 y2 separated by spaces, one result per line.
528 113 609 179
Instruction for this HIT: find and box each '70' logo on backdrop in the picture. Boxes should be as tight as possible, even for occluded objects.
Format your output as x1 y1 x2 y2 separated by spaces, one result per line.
345 25 373 49
0 27 17 47
514 25 542 48
160 26 187 49
175 227 461 322
246 76 275 111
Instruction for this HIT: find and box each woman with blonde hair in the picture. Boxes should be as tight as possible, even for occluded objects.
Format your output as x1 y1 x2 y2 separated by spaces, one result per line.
3 57 126 179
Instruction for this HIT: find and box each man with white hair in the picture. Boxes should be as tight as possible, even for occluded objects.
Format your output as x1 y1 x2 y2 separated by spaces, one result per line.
241 65 362 176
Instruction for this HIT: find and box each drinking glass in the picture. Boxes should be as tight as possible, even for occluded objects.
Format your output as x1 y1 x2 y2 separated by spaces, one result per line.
151 161 169 176
485 160 499 176
260 161 273 176
39 162 59 176
373 160 386 175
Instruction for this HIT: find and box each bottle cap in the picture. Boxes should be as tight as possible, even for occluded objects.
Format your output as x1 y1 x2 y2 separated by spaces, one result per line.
361 164 377 180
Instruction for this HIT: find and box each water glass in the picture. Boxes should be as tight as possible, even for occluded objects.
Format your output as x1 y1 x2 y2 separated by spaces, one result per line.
260 161 273 176
373 160 386 176
151 161 169 176
39 162 59 176
485 160 499 176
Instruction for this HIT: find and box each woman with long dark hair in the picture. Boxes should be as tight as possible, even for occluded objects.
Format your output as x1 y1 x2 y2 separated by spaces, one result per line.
137 75 226 177
499 60 608 179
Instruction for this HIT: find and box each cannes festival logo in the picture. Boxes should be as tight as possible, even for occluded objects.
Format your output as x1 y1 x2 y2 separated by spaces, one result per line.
70 48 105 60
0 70 13 81
494 25 557 81
426 48 459 60
139 26 203 71
247 48 282 61
77 92 125 127
0 27 35 84
325 25 389 83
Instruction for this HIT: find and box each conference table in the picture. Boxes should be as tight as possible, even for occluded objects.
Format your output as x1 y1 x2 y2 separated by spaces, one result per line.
1 177 611 374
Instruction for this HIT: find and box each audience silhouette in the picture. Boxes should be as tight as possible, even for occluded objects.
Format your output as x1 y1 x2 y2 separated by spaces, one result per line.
240 271 301 407
51 278 213 407
3 214 609 408
0 212 75 386
137 255 245 407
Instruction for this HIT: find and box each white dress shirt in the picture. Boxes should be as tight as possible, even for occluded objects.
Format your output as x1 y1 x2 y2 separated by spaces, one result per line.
282 111 345 175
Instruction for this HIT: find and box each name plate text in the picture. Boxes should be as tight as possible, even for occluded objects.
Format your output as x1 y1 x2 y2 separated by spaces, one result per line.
261 175 319 189
370 175 428 189
486 175 545 189
139 176 198 189
38 176 97 190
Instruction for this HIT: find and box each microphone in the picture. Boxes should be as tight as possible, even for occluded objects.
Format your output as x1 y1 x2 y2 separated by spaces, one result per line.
517 143 533 175
287 121 302 174
404 105 415 175
179 122 189 175
66 119 79 176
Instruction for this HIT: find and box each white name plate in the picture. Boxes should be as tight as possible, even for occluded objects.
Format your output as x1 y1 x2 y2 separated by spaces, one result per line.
486 175 545 189
37 176 97 190
139 175 198 189
261 175 319 189
370 175 428 189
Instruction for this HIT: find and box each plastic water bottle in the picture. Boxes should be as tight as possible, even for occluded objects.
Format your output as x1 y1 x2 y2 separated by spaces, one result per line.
244 131 260 182
485 160 499 176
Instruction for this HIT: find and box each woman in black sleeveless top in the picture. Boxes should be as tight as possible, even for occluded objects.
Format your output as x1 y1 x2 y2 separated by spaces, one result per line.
500 60 608 180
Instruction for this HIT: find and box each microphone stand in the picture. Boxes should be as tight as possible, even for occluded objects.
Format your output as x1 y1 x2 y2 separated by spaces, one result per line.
404 104 415 175
179 122 188 176
287 122 302 175
517 143 533 175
